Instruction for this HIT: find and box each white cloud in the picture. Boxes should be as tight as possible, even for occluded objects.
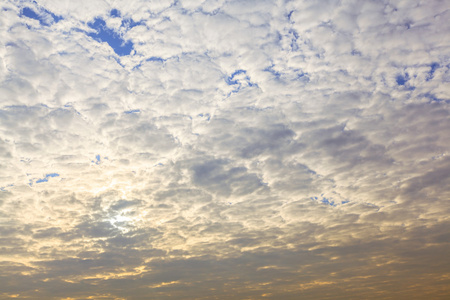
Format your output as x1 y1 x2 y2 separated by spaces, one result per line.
1 0 450 298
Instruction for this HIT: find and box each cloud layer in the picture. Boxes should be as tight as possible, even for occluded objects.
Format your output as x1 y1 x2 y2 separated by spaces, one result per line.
1 0 450 299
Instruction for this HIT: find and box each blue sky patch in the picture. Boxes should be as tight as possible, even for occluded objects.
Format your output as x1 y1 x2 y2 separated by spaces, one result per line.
320 197 336 206
196 7 221 16
426 62 439 81
311 196 338 207
288 29 299 51
147 57 165 63
110 8 144 28
226 69 246 85
198 113 211 121
121 17 144 30
0 184 14 191
396 73 408 85
124 109 141 114
87 18 133 56
91 155 101 165
396 73 415 90
36 173 59 183
422 92 446 103
225 69 258 97
264 65 281 79
287 10 294 22
21 7 40 20
20 6 62 26
110 9 121 18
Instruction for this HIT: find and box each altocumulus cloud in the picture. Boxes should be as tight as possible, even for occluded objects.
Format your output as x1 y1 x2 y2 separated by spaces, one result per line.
1 0 450 299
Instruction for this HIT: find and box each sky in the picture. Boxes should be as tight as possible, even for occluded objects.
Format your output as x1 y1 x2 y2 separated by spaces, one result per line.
0 0 450 299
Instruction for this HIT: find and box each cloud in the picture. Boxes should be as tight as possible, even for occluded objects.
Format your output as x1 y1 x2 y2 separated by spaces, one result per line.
0 0 450 299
